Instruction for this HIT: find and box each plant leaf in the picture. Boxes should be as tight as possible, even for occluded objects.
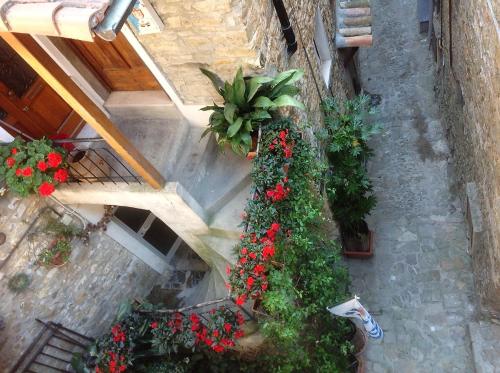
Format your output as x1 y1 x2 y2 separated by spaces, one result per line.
273 95 305 110
271 69 304 87
227 117 243 138
246 76 273 101
243 119 253 132
200 68 224 93
253 96 276 108
233 67 246 106
224 103 237 124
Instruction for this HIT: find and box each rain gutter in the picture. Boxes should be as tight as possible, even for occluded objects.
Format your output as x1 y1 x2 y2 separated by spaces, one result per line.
94 0 136 41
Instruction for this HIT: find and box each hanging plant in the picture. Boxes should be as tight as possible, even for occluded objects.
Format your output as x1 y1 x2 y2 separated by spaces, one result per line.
0 137 69 197
200 67 305 156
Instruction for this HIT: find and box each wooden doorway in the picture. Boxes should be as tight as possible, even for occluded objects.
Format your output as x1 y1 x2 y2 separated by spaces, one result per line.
0 38 84 139
66 32 162 92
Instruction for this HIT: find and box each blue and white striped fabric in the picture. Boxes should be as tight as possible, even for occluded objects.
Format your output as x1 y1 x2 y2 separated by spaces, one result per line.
327 296 384 340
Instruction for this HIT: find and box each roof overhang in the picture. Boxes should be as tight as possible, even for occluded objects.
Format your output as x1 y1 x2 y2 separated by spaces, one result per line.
0 0 135 42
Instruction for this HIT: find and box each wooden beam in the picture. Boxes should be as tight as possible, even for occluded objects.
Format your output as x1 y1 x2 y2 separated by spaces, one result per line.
0 32 165 189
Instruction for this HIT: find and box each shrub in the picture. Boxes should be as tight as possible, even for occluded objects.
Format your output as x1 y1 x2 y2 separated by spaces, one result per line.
321 96 381 234
7 272 31 293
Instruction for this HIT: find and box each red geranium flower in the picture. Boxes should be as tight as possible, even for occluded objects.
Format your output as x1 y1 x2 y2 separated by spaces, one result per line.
226 264 231 275
223 323 232 333
246 276 255 289
37 161 48 172
11 148 17 155
47 152 63 168
150 321 158 329
253 264 265 275
54 168 68 183
249 252 257 260
241 247 248 255
213 344 225 353
239 257 247 264
234 329 244 338
235 294 247 306
15 169 21 176
22 166 33 177
212 330 219 337
6 157 15 168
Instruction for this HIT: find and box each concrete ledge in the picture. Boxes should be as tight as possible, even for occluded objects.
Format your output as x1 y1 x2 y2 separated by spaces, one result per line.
468 321 500 373
104 90 173 109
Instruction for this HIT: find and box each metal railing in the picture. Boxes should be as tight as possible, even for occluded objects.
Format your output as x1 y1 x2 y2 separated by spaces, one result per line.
0 118 142 185
53 138 143 185
10 319 93 373
136 296 255 324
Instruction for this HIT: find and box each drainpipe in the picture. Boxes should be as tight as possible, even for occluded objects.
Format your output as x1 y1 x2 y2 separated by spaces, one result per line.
272 0 298 56
94 0 137 41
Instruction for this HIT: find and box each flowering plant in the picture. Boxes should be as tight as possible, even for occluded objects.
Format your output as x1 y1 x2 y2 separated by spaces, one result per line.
227 124 299 304
0 137 68 197
150 307 245 355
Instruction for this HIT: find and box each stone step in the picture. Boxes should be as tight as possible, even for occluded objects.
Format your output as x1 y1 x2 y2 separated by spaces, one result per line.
468 321 500 373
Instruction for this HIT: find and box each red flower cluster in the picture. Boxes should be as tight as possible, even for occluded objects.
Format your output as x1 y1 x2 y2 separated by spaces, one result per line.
111 324 126 343
268 129 293 158
230 221 280 303
6 157 15 168
4 139 68 198
106 352 126 373
47 152 63 168
150 308 244 355
266 178 290 202
38 182 55 197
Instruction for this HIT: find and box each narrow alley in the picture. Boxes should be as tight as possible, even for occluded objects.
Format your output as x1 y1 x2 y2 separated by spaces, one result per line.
349 0 477 371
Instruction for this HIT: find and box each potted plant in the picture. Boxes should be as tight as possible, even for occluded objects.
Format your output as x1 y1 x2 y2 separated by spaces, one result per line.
322 96 381 258
36 219 81 268
200 67 305 156
37 238 72 267
0 137 69 197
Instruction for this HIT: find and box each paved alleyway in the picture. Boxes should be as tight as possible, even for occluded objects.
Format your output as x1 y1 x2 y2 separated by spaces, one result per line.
349 0 477 372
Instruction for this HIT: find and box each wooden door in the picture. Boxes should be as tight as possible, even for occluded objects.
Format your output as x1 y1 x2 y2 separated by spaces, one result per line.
0 38 84 139
67 33 162 91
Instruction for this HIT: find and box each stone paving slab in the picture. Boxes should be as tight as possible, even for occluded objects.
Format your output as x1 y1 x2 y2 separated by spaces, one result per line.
349 0 478 371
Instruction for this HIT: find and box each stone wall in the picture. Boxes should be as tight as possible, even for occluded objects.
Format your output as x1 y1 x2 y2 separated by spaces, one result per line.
135 0 354 116
433 0 500 317
0 195 161 370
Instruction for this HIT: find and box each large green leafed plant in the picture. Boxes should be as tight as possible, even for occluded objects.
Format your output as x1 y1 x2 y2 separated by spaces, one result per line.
200 67 305 155
321 95 381 234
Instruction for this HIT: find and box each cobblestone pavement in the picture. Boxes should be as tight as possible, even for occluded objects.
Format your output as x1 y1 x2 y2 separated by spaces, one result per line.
349 0 477 372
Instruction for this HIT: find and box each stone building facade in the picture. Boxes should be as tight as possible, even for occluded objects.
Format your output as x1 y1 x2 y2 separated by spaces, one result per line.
0 195 162 371
136 0 354 119
432 0 500 318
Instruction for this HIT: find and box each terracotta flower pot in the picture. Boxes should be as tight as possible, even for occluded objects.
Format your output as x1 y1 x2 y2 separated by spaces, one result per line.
67 150 110 182
341 221 374 258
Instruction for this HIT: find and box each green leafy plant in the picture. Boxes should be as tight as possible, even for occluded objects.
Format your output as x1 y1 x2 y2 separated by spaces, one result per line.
7 272 31 293
37 238 72 267
200 67 305 155
322 95 381 234
228 119 353 372
0 137 68 197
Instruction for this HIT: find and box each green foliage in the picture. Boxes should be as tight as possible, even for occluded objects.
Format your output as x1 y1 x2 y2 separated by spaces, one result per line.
7 272 31 293
0 137 67 197
233 119 352 372
45 218 82 239
321 96 381 233
37 238 72 267
200 68 305 155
